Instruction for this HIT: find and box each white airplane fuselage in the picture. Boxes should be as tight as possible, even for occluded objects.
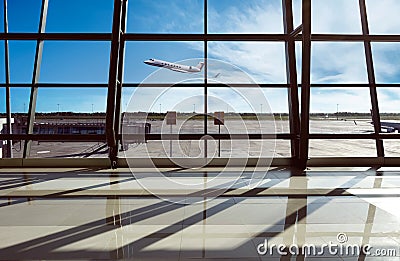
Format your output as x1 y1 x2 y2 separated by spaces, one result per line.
144 58 204 73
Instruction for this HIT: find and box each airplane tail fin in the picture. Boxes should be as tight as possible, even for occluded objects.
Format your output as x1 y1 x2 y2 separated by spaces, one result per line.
196 62 205 71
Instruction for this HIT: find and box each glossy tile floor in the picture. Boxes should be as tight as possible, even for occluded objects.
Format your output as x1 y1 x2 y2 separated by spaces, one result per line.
0 167 399 260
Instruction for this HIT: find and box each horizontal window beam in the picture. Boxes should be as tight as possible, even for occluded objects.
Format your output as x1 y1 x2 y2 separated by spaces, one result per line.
3 83 400 88
0 33 111 41
2 33 400 42
2 133 400 141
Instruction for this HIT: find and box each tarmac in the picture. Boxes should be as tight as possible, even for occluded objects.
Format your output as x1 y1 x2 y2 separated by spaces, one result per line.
8 119 395 158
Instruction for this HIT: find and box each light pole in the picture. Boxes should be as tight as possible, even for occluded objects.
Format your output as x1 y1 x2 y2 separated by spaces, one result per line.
57 104 60 113
159 103 161 114
336 104 339 120
193 104 196 113
91 104 94 113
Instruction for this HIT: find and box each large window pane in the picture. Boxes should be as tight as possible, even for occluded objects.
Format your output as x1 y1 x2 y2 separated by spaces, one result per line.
311 0 362 34
208 0 283 34
366 0 400 34
372 43 400 84
384 140 400 157
310 87 373 133
309 139 376 157
378 88 400 114
7 1 41 32
311 42 368 84
0 88 5 113
10 87 30 113
208 42 286 83
127 0 204 33
0 41 4 83
46 0 113 33
36 88 107 113
124 41 204 83
207 87 285 158
9 41 36 83
40 41 110 83
27 87 107 158
121 87 204 158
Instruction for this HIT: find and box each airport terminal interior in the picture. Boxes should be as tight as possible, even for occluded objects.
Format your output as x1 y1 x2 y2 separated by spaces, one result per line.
1 0 400 260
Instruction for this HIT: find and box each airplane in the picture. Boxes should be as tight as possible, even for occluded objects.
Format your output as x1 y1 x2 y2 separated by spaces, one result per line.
370 109 400 133
144 58 204 73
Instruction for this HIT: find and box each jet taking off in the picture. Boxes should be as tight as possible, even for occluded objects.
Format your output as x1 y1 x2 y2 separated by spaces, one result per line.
144 58 204 73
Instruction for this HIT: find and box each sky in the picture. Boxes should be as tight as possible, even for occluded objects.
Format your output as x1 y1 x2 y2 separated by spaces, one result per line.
1 0 400 114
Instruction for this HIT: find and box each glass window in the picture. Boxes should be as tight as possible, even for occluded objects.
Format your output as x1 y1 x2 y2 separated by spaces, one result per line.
208 0 283 33
46 0 113 33
311 42 368 84
121 86 204 158
310 87 373 133
9 41 36 83
292 0 302 28
128 0 203 33
378 88 400 113
7 0 42 32
208 42 286 83
36 88 107 113
10 87 30 113
384 140 400 157
0 88 5 113
40 41 111 83
366 0 400 34
371 43 400 84
309 139 376 157
311 0 362 34
0 41 4 83
124 41 204 83
27 87 107 158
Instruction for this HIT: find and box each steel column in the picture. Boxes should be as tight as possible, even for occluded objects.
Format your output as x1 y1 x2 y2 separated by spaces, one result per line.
23 0 49 158
3 0 12 158
106 0 124 168
282 0 300 162
359 0 384 157
299 0 312 170
114 0 128 153
204 0 208 158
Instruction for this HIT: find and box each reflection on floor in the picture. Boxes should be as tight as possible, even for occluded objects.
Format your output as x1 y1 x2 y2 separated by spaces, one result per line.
0 167 399 260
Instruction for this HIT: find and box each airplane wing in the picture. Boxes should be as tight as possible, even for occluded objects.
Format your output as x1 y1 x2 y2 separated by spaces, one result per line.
170 68 189 73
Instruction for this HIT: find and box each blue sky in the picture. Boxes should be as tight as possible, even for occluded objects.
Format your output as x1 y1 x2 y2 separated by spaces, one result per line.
1 0 400 114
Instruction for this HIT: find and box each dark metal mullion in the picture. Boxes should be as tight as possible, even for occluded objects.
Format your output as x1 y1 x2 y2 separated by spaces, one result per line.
204 0 208 158
114 0 128 152
359 0 384 157
0 33 111 41
282 0 300 161
23 0 49 158
3 33 400 42
299 0 312 170
3 0 12 158
7 83 400 88
8 133 400 141
106 0 123 168
123 33 287 41
309 34 400 42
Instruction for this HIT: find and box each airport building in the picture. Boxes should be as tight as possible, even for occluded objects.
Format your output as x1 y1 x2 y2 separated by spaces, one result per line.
0 0 400 260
